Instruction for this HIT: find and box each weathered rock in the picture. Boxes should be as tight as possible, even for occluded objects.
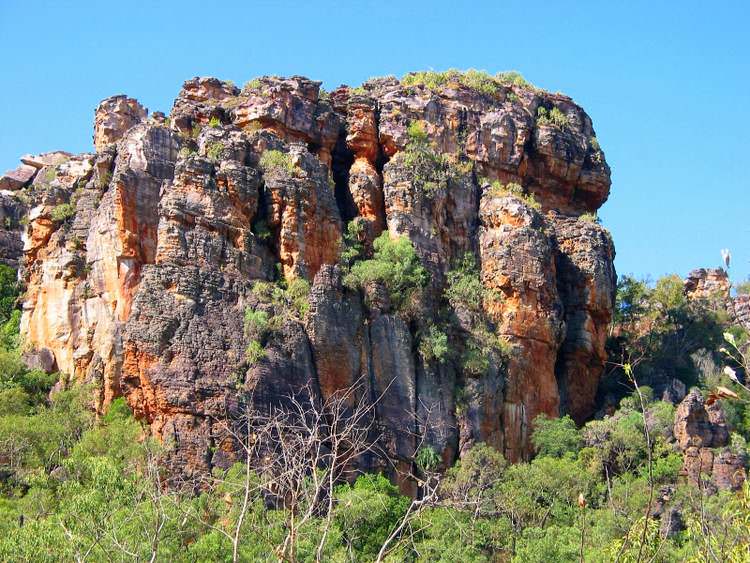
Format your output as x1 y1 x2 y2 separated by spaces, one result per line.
21 151 73 169
673 389 746 490
16 72 618 483
684 268 730 301
0 164 37 190
731 294 750 332
479 193 564 461
0 191 26 267
551 214 616 423
93 95 148 151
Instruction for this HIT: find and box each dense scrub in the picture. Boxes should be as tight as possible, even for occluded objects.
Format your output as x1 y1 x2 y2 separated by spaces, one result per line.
1 263 750 561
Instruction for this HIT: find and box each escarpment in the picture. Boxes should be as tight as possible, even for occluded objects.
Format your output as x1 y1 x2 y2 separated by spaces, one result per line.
0 71 617 484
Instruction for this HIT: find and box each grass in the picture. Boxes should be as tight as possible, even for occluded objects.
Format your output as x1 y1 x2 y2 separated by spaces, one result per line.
401 69 536 97
259 150 295 175
206 142 225 161
50 203 76 222
487 180 541 210
537 106 569 130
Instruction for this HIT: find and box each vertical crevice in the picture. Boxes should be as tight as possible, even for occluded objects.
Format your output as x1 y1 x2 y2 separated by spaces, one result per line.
331 128 357 223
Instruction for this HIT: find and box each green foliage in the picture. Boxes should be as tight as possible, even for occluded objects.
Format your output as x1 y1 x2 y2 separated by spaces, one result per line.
579 211 600 223
487 179 541 210
400 120 464 192
259 149 295 175
401 69 535 96
735 279 750 296
340 218 365 268
415 445 441 472
419 324 449 364
537 106 570 129
607 273 727 394
0 265 18 326
495 70 534 89
333 474 409 560
243 78 263 91
345 232 428 310
245 340 265 365
50 202 76 222
205 141 225 161
244 308 270 338
531 414 582 458
445 253 486 313
208 116 221 128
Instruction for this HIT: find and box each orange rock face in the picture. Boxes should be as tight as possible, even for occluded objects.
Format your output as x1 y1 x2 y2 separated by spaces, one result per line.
93 96 147 152
15 72 617 479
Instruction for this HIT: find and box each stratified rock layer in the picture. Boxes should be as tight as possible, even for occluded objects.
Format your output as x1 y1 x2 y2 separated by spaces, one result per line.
10 72 617 482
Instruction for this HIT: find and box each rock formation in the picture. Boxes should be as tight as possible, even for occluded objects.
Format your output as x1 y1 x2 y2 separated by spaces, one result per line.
673 389 746 491
0 71 617 484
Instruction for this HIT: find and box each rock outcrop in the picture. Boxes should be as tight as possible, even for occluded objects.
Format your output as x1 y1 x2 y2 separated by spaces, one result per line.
673 389 746 491
684 268 730 301
6 71 617 483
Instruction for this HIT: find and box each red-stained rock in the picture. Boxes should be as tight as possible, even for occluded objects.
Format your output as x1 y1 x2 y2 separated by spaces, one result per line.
16 72 618 482
674 389 746 491
684 268 730 301
93 95 147 151
0 164 37 190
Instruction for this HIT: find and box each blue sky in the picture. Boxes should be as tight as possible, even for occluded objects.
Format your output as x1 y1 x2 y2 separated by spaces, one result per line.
1 0 748 283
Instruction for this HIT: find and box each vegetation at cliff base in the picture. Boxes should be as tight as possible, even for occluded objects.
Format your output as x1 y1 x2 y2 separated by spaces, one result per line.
1 258 750 560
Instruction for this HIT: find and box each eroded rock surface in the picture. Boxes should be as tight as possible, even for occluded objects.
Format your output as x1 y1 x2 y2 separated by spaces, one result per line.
674 389 746 491
11 72 617 483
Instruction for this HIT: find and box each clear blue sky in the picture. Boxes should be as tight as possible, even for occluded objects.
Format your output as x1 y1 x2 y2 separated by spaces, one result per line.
1 0 748 283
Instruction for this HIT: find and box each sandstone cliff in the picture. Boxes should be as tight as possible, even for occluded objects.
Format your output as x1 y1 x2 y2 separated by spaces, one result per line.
0 71 617 484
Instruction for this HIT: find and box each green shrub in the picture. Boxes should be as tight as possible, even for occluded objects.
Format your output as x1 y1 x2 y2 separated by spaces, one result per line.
399 121 457 192
531 414 582 458
244 309 270 338
419 325 449 364
243 78 263 91
537 106 569 130
340 218 365 268
50 203 76 222
333 474 409 560
495 70 534 89
245 340 265 365
206 141 225 161
487 180 541 210
415 445 441 472
285 278 311 318
208 116 221 128
345 232 428 309
259 149 295 175
445 253 485 313
401 69 535 96
579 211 600 223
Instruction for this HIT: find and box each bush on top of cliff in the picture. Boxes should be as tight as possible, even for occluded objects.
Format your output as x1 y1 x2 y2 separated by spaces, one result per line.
345 232 428 310
401 69 535 96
